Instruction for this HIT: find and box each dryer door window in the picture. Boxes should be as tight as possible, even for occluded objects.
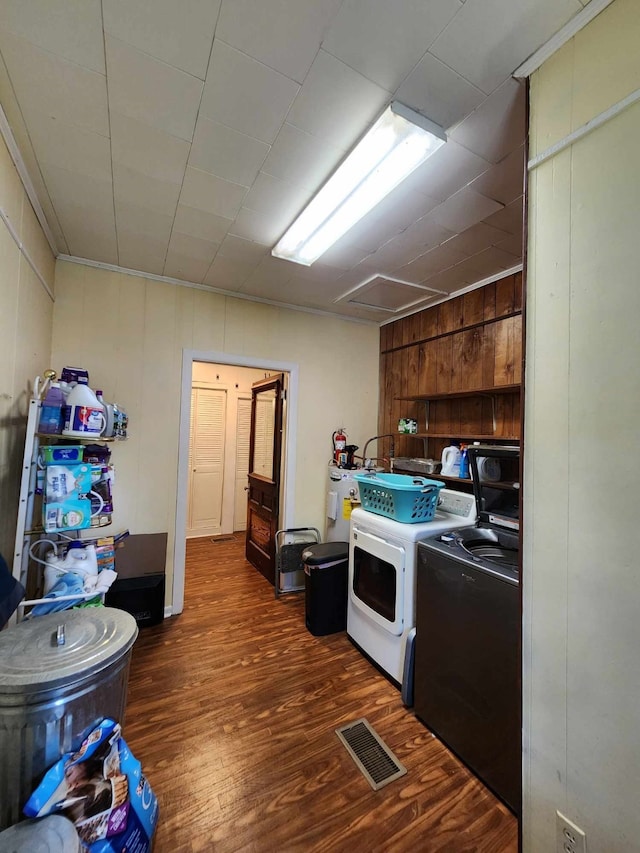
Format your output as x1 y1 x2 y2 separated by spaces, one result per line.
349 527 404 635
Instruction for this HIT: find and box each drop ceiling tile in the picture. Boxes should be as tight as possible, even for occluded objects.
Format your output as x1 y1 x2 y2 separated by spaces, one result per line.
0 0 105 73
242 172 311 222
48 195 118 263
339 276 441 311
241 256 295 294
286 50 389 150
163 250 212 284
0 31 109 136
110 112 190 183
483 197 523 236
113 163 181 218
106 36 203 142
395 51 485 130
261 122 346 191
117 232 167 275
402 139 491 202
217 0 342 84
180 166 247 219
395 241 468 283
322 0 461 92
22 109 112 180
115 200 174 245
430 246 518 288
449 78 526 164
228 207 290 245
441 221 512 257
217 235 268 265
468 144 525 205
203 254 255 290
103 0 219 79
429 0 582 94
173 204 233 244
430 187 503 233
189 117 270 188
316 240 372 270
421 262 471 294
360 222 455 273
200 41 300 145
41 163 114 219
495 231 523 258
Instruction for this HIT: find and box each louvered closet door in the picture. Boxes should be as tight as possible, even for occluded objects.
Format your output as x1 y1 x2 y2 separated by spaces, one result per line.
234 396 251 531
188 387 226 535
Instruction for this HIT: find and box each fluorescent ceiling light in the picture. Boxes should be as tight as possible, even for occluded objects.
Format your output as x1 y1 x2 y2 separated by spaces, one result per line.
272 101 446 266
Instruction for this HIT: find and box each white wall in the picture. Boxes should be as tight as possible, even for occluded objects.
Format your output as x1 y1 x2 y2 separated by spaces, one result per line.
0 135 55 560
51 260 380 602
523 1 640 849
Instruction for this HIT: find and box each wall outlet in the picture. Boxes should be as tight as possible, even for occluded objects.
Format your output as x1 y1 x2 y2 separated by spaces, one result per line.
557 811 587 853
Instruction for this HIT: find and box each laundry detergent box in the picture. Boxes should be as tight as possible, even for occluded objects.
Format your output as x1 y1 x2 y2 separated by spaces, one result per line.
45 463 93 503
24 718 159 853
40 444 85 464
44 497 93 532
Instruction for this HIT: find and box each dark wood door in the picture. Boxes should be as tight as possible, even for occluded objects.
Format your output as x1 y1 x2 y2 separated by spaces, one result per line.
245 373 285 584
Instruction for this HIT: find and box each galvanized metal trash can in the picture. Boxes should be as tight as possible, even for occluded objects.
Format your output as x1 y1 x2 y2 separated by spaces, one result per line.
0 607 138 830
0 815 81 852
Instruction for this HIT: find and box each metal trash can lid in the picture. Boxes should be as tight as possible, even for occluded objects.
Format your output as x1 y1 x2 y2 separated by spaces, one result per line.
0 815 81 852
302 542 349 565
0 608 138 695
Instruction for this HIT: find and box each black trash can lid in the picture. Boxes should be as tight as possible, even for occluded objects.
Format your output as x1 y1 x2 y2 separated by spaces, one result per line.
302 542 349 565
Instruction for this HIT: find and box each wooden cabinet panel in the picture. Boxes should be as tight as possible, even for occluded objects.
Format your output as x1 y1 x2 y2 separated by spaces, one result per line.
495 274 516 317
420 305 439 340
483 282 496 320
463 289 485 326
436 336 453 393
418 340 438 395
494 316 518 385
439 295 464 334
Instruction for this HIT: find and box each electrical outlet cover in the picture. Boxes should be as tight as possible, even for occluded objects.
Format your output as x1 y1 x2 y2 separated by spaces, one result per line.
556 810 586 853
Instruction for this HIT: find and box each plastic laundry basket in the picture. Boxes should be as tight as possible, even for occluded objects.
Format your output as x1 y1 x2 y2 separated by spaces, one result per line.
354 472 444 523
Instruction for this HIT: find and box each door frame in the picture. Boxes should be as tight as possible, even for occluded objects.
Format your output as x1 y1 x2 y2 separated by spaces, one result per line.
173 349 299 615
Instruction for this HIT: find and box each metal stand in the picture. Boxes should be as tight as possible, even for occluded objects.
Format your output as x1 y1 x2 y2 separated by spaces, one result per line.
274 527 321 598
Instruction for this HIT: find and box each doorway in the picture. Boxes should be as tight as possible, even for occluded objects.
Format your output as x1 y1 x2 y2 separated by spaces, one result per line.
173 350 299 615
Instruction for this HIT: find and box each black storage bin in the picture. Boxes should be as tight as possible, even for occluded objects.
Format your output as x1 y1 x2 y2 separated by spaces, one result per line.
105 533 167 627
303 542 349 636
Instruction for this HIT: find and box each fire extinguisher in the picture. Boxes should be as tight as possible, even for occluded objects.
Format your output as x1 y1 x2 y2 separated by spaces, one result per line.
332 428 347 466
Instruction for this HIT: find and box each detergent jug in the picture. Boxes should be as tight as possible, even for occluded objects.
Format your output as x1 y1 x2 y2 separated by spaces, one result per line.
441 442 462 476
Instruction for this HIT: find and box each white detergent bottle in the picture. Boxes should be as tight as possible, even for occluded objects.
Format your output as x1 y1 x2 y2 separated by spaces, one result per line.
63 383 105 438
96 390 115 437
44 541 98 593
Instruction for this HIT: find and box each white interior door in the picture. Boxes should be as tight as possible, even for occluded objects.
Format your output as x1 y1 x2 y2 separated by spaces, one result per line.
187 387 226 537
234 396 251 531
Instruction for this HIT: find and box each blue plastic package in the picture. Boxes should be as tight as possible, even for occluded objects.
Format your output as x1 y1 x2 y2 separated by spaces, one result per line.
24 719 158 852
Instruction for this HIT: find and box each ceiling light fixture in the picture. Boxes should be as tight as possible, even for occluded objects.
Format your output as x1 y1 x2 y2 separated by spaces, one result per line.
272 101 446 266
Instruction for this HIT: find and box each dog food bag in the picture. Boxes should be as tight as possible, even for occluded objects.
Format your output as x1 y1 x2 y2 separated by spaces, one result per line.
24 719 158 853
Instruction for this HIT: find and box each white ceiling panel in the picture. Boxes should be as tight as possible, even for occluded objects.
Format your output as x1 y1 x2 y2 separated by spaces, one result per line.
441 221 512 257
110 112 190 183
242 172 312 222
483 197 524 236
103 0 219 80
216 235 268 266
426 245 517 287
314 239 372 271
395 242 469 284
261 122 346 190
339 276 442 312
241 256 295 294
0 0 105 73
216 0 343 84
0 31 108 136
189 117 270 188
65 225 118 265
429 0 583 95
360 224 455 273
41 164 114 221
203 254 255 290
117 231 167 275
396 51 485 130
430 187 503 233
163 231 220 282
112 163 181 218
229 206 291 246
180 167 247 220
106 36 203 142
286 50 389 150
402 140 491 202
449 78 526 164
200 41 300 145
321 0 462 92
496 230 523 258
173 205 233 244
22 109 112 181
469 144 525 205
115 201 174 245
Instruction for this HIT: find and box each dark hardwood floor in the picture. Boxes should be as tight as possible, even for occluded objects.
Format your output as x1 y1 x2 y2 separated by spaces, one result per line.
124 536 518 852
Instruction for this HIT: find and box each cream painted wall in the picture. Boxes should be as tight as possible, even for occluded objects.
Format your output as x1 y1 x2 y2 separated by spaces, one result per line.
51 261 379 602
524 1 640 850
0 135 55 560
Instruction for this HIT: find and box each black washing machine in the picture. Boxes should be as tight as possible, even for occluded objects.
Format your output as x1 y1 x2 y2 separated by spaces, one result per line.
413 445 521 815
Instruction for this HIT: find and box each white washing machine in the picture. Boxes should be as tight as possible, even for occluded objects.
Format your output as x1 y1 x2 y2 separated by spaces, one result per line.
347 489 476 688
325 466 360 542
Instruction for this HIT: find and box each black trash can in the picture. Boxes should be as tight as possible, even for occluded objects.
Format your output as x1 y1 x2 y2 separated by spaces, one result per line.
302 542 349 636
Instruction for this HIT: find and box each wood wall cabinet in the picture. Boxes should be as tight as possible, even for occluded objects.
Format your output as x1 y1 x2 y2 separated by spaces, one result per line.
379 272 523 462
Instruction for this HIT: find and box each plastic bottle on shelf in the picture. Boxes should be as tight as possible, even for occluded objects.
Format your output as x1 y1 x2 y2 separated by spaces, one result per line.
38 382 65 434
459 444 469 479
62 384 106 438
96 390 115 437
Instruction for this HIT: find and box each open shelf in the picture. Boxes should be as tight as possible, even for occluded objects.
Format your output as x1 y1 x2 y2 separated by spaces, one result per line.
396 383 520 402
409 433 519 440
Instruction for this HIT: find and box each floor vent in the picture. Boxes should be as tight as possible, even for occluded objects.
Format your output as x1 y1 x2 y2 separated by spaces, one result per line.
335 718 407 790
210 535 236 543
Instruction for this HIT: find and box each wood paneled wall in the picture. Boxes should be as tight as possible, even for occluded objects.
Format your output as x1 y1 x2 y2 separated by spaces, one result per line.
379 272 523 461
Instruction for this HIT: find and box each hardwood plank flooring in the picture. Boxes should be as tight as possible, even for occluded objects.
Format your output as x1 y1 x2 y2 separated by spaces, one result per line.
124 536 518 852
